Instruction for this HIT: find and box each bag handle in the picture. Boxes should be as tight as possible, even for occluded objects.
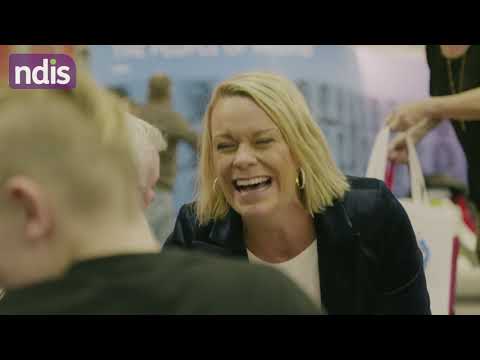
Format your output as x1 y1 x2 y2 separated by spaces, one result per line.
365 126 429 204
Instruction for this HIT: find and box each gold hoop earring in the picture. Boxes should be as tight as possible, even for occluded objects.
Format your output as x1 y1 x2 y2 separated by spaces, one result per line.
296 168 306 190
213 177 219 193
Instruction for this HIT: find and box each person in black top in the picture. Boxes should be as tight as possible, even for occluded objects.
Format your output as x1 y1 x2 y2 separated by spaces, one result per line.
0 71 319 315
387 45 480 262
0 249 319 315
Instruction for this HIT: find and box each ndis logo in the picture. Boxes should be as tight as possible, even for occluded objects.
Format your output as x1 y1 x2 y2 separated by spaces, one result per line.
9 53 76 89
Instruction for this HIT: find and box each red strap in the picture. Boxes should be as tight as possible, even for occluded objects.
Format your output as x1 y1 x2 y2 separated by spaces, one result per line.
385 161 395 190
449 195 477 315
449 236 460 315
452 195 477 233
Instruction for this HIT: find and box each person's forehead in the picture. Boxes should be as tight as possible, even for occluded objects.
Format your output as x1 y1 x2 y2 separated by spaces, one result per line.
211 97 278 135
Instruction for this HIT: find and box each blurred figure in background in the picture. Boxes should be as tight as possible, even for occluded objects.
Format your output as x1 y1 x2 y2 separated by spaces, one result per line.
387 45 480 263
138 73 199 246
0 70 320 315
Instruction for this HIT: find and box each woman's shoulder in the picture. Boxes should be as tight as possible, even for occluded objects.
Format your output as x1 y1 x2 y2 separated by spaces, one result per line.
340 177 419 271
165 202 212 248
346 175 385 190
174 202 217 232
345 175 392 202
342 176 404 222
176 202 198 220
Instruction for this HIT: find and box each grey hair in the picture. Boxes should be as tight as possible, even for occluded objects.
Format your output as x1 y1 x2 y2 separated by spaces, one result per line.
124 113 166 188
125 112 166 153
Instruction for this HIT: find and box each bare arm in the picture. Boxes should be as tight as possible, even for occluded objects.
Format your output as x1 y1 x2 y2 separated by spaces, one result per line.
166 113 199 151
429 87 480 121
387 87 480 133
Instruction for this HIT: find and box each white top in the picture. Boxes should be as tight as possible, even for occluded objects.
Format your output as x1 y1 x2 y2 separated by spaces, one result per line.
247 240 322 308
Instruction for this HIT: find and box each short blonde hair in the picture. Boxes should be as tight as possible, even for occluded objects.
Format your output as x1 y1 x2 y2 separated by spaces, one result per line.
195 71 350 225
0 70 139 216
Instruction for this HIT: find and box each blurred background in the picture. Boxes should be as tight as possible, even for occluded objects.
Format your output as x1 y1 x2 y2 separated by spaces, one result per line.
1 44 478 313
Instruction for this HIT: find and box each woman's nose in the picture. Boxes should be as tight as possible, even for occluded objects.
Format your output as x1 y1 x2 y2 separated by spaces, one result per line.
232 144 257 169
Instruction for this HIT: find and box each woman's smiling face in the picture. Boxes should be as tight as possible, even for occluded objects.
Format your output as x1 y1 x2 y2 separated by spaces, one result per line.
210 96 301 219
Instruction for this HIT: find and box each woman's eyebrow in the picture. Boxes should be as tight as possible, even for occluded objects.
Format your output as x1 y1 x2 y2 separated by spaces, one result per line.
213 128 278 140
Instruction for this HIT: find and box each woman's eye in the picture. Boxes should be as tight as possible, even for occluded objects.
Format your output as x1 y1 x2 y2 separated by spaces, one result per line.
217 143 235 150
256 138 273 145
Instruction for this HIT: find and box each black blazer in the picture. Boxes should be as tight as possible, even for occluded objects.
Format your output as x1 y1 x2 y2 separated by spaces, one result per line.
165 176 431 315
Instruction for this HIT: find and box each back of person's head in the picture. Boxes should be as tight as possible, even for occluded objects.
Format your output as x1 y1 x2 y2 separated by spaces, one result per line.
147 73 171 102
0 70 142 288
0 71 139 217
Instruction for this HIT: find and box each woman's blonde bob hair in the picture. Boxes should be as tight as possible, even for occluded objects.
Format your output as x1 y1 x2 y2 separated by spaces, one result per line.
195 71 350 225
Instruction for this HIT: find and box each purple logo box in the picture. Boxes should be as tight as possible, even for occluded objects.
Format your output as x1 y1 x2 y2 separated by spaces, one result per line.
9 53 76 89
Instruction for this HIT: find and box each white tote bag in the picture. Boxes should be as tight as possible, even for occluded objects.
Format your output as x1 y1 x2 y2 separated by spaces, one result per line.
366 127 463 315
